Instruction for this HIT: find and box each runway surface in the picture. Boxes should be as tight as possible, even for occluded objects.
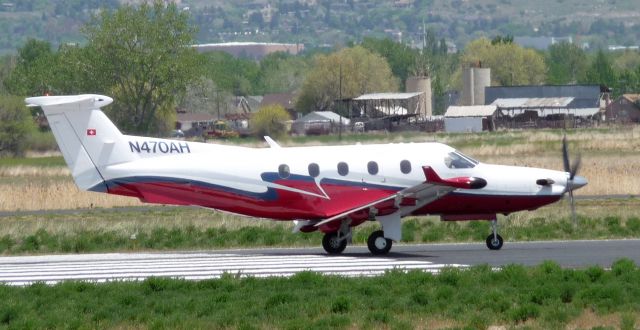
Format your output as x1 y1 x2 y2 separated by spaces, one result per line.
0 239 638 286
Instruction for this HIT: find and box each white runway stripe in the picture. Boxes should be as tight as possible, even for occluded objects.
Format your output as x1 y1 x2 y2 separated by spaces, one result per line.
0 252 465 286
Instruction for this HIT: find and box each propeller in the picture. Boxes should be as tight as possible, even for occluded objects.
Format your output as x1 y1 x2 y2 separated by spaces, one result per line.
562 135 585 226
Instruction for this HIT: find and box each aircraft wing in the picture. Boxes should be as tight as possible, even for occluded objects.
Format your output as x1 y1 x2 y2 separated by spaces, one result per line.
315 166 487 227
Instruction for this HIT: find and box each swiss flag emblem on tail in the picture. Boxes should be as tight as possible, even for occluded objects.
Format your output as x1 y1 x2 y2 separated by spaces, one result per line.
86 129 97 136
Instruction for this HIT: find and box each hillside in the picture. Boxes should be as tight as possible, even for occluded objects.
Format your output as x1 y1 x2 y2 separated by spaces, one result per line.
0 0 638 54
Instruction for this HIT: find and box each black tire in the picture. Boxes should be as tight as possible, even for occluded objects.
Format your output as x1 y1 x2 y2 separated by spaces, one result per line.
486 234 504 250
322 232 347 254
367 230 393 255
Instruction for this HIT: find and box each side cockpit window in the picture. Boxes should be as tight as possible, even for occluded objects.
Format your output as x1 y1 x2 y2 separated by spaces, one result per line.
444 151 478 169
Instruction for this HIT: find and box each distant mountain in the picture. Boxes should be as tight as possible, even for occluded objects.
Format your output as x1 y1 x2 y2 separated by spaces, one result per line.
1 0 638 55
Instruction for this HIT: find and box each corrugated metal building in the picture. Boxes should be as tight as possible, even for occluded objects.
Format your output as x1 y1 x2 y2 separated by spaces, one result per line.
490 97 600 118
444 105 498 133
291 111 350 135
485 85 602 109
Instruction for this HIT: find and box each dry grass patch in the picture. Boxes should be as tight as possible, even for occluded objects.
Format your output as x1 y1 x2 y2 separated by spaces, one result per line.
0 180 142 211
0 165 70 177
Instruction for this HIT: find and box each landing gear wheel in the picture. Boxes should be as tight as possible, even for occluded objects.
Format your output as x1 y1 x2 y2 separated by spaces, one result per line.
322 232 347 254
367 230 393 255
486 234 504 250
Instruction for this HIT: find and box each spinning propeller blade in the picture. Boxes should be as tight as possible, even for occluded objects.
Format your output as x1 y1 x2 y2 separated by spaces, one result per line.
562 135 584 226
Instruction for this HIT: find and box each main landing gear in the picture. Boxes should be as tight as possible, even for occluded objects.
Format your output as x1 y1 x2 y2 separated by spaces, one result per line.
321 230 394 255
486 219 504 250
322 232 347 254
367 230 392 255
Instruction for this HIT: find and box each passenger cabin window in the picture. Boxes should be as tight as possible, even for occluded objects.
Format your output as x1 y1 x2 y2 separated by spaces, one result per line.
278 164 290 178
337 162 349 176
367 161 379 175
444 151 478 169
308 163 320 178
400 160 411 174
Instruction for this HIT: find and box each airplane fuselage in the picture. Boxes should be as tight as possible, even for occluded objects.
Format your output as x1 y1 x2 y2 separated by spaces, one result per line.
99 138 567 221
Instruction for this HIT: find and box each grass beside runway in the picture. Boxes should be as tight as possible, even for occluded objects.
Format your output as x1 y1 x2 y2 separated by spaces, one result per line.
0 260 638 329
0 199 639 255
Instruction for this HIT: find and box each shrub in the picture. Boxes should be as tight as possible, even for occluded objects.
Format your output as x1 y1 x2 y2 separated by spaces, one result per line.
250 104 290 139
611 258 636 277
330 296 351 314
0 96 35 157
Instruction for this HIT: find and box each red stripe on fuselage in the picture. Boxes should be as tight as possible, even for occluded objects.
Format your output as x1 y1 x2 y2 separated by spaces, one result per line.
106 179 398 221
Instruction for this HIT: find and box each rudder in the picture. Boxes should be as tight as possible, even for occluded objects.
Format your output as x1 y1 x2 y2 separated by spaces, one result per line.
25 94 134 191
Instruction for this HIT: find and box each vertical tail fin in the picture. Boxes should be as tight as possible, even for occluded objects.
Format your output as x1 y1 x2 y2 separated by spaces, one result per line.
25 94 135 191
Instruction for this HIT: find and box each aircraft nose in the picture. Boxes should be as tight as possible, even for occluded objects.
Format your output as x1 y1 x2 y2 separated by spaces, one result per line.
568 175 588 191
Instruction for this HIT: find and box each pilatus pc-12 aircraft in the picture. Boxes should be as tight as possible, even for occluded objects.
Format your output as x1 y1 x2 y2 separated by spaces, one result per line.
26 94 588 255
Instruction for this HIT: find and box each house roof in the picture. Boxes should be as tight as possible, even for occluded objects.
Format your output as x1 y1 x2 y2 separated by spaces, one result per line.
354 92 423 101
445 105 497 118
622 94 640 103
295 111 350 125
176 112 217 122
491 97 574 108
485 85 601 109
499 108 600 118
260 93 295 110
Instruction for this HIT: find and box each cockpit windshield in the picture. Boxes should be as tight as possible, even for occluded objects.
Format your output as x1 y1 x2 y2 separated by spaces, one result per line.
444 151 478 169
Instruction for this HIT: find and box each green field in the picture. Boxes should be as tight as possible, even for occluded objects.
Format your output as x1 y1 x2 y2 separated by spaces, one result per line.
0 261 638 329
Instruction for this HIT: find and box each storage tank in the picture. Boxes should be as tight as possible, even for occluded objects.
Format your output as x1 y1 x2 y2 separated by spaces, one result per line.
461 67 491 105
406 76 432 117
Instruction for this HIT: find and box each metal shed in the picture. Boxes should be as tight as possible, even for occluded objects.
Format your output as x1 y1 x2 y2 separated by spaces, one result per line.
444 105 498 133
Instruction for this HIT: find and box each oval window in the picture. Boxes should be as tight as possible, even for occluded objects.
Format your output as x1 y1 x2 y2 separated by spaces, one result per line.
337 162 349 176
308 163 320 178
400 160 412 174
278 164 290 179
367 161 379 175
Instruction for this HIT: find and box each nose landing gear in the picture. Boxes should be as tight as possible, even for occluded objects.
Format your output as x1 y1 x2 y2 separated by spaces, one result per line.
367 230 393 255
486 219 504 250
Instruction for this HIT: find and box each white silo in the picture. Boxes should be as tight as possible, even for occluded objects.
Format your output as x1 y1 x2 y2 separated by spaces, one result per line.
406 76 432 117
462 67 491 105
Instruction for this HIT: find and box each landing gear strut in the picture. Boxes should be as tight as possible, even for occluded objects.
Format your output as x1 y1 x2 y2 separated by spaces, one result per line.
486 219 503 250
367 230 392 255
322 219 351 255
322 232 347 254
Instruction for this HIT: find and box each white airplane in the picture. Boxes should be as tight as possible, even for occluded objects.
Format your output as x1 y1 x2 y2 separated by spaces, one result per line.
26 94 588 255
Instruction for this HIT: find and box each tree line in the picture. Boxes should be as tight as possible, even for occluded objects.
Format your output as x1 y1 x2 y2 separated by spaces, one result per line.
1 1 640 156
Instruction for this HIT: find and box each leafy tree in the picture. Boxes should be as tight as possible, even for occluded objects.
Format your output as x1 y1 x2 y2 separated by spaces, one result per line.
581 49 617 89
200 51 260 96
361 37 418 89
459 38 546 86
255 52 310 94
296 46 399 113
250 104 290 138
546 42 587 84
612 50 640 71
4 39 56 96
0 96 35 157
616 69 639 95
82 1 200 134
180 78 234 119
491 35 514 45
